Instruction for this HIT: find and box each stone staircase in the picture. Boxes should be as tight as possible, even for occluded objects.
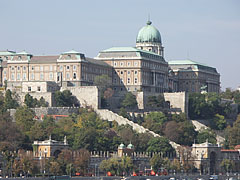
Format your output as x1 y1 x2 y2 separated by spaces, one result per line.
191 120 225 144
95 109 180 149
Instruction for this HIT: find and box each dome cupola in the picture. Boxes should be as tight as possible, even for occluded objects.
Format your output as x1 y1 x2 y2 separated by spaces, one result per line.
136 21 161 44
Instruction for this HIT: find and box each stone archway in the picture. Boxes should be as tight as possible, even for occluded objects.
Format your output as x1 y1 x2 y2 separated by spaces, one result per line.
53 150 61 158
210 151 216 174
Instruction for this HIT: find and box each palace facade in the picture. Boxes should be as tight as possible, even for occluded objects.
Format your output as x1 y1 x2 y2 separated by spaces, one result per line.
0 20 220 94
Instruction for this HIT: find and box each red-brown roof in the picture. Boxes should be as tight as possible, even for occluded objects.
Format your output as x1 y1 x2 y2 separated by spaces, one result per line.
234 145 240 149
221 149 239 152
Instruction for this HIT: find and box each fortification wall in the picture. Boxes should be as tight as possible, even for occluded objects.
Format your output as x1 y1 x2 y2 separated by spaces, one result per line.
95 109 180 150
18 92 53 106
61 86 100 109
9 107 79 121
163 92 188 115
134 91 188 116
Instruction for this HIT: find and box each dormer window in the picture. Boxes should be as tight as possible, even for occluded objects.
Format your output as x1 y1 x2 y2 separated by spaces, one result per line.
67 55 71 59
18 56 21 60
5 56 8 60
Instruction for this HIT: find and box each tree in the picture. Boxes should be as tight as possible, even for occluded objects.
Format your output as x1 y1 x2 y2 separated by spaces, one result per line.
142 112 167 135
146 137 175 155
164 120 197 146
38 97 48 107
54 90 78 107
24 93 36 108
99 156 133 176
224 115 240 148
121 92 137 109
197 128 217 144
177 146 195 173
170 158 181 173
0 112 24 151
4 89 18 110
150 154 165 172
15 106 35 133
118 107 130 119
210 114 226 130
220 159 234 173
147 95 166 109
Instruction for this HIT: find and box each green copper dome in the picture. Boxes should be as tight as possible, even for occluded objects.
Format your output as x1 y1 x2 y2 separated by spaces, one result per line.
119 143 125 149
136 21 161 43
127 143 134 149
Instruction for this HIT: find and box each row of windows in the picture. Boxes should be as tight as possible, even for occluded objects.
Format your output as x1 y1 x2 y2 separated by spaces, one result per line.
114 78 138 84
113 61 139 67
116 70 138 75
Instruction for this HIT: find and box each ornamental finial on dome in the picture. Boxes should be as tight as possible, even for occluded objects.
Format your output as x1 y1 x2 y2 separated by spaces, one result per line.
146 20 152 25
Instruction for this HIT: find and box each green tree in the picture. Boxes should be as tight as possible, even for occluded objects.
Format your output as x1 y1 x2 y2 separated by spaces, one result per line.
142 112 167 135
121 92 137 109
38 97 48 107
118 107 130 119
146 137 175 154
197 128 217 144
24 93 37 108
220 159 234 173
0 112 24 151
164 120 197 146
15 106 35 133
211 114 226 130
150 154 165 172
54 90 78 107
170 158 181 173
4 89 18 110
224 115 240 148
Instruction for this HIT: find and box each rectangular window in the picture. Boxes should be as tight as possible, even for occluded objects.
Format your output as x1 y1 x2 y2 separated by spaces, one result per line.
120 78 123 84
127 78 130 84
11 73 15 80
31 66 34 71
23 66 26 71
17 73 20 80
23 73 26 80
49 65 53 71
73 65 76 71
37 86 41 92
28 87 31 92
40 73 44 80
73 72 76 79
17 66 20 71
31 73 34 80
40 66 43 71
60 66 63 71
49 73 53 80
66 73 70 79
135 78 138 84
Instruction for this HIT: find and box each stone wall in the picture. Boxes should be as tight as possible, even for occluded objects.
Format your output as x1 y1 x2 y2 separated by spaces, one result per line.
163 92 188 116
61 86 100 109
18 92 53 106
9 107 79 122
95 109 180 150
134 91 188 116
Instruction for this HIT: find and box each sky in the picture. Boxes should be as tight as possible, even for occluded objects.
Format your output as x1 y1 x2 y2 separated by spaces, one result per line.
0 0 240 90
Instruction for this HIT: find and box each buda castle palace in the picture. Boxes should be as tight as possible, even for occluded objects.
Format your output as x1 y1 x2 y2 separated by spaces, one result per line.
0 20 220 102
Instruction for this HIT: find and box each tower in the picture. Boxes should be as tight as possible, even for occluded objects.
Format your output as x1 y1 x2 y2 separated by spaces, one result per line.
136 20 164 57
